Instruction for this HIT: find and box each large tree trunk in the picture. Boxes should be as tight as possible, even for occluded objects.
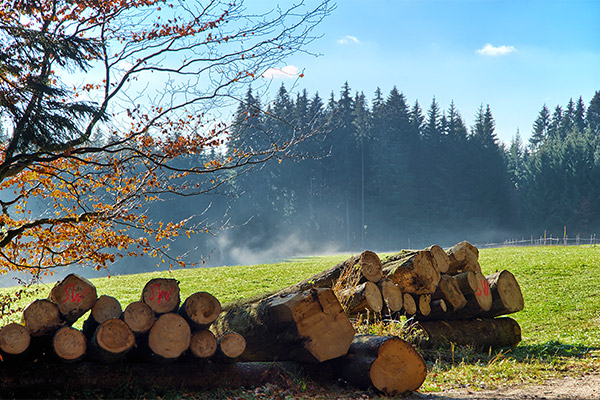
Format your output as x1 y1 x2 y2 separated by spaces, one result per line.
338 281 383 315
22 299 65 337
178 291 222 330
141 278 181 315
384 245 449 274
48 274 98 324
52 326 87 363
383 251 441 294
280 251 383 294
213 288 355 363
446 241 482 275
326 335 428 396
479 270 525 318
416 317 522 350
147 313 191 362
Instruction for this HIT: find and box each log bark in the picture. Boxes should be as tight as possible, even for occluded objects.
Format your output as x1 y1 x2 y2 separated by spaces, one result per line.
454 271 478 294
213 288 355 363
189 330 217 359
22 299 65 337
141 278 180 315
383 251 440 294
326 335 428 396
431 275 467 311
48 274 98 324
377 279 403 314
416 317 522 350
281 251 383 294
122 301 155 335
82 295 123 337
338 281 383 315
0 322 31 357
179 291 222 330
147 313 191 362
90 318 135 363
479 270 525 318
446 241 482 275
216 331 247 362
52 326 87 363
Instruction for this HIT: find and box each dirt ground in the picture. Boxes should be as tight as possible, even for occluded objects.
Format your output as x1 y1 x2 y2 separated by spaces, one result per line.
406 372 600 400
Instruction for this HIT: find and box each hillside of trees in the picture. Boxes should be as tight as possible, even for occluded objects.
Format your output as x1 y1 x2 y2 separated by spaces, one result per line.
199 84 600 264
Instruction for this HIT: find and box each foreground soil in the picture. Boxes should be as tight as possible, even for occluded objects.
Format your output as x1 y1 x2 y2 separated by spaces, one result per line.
408 372 600 400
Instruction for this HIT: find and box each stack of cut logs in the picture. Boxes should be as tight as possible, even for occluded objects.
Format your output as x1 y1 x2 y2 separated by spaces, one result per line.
0 273 428 396
326 241 525 350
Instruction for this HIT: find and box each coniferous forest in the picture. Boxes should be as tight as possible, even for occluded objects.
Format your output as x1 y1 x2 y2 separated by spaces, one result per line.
151 84 600 266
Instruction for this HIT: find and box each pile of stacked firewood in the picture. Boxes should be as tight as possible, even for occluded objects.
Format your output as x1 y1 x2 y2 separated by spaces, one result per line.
326 241 525 350
0 273 428 396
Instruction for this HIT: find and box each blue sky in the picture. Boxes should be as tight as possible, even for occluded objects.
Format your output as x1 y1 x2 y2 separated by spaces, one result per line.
260 0 600 144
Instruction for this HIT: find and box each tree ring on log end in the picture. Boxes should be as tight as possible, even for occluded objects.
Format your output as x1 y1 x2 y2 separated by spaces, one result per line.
0 323 30 355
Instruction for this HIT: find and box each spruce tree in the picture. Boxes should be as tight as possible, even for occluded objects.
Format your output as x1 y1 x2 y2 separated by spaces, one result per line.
530 105 551 149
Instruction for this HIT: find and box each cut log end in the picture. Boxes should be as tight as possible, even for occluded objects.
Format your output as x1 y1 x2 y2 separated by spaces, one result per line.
359 251 384 282
95 318 135 356
180 292 222 328
189 330 217 359
402 293 417 316
53 327 86 362
148 313 191 360
48 274 98 323
123 301 155 334
339 281 383 315
426 245 450 274
22 299 64 336
370 337 428 395
0 323 31 355
482 270 525 317
218 331 246 360
91 295 123 324
141 278 181 315
378 279 403 313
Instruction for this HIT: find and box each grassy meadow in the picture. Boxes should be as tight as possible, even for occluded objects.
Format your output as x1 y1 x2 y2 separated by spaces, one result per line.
2 246 600 395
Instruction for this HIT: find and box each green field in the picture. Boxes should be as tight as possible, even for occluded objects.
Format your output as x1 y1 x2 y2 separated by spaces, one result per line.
2 246 600 395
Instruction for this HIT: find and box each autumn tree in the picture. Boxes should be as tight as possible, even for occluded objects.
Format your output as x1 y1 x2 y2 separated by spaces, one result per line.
0 0 332 281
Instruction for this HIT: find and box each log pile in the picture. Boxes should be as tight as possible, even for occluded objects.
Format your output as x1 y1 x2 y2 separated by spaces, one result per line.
305 241 525 351
0 272 427 396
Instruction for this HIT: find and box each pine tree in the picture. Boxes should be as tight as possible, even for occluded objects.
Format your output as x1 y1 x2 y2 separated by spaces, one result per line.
548 105 563 139
530 105 551 149
587 90 600 135
574 96 586 134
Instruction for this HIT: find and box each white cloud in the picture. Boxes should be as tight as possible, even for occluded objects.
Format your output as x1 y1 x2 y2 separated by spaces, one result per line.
337 35 360 45
262 65 300 79
477 43 517 56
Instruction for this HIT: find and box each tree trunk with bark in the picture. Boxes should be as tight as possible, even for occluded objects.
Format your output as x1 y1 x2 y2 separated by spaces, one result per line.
141 278 180 315
416 317 522 350
326 335 428 396
383 251 441 294
48 274 98 324
479 270 525 318
213 288 355 363
280 251 383 294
